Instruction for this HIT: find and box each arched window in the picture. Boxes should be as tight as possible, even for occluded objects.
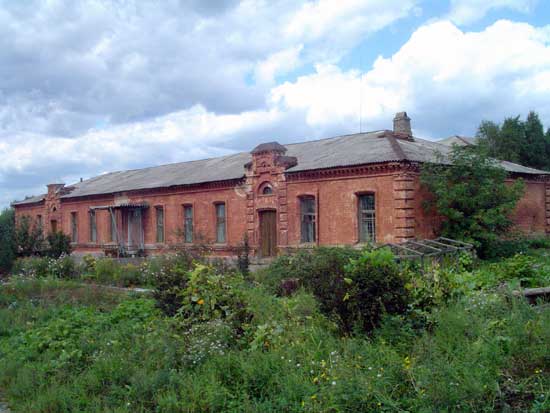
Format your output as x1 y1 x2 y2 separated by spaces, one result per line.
259 182 274 196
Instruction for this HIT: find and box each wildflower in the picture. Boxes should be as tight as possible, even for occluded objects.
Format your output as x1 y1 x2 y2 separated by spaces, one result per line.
197 299 205 305
534 368 542 374
310 394 317 400
331 381 336 386
377 373 382 378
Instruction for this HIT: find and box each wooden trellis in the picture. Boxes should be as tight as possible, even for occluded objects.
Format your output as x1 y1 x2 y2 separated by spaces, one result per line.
376 237 474 263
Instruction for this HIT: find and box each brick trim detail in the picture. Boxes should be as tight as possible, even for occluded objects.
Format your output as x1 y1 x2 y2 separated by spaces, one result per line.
546 182 550 234
393 172 416 242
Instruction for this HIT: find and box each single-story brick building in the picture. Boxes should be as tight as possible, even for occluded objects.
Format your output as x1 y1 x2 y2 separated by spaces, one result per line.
12 112 550 257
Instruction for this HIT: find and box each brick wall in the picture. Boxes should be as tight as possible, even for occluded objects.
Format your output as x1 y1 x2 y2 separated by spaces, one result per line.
13 166 549 257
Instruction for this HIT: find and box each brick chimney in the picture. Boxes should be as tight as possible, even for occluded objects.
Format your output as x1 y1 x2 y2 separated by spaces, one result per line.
47 183 65 197
393 112 411 136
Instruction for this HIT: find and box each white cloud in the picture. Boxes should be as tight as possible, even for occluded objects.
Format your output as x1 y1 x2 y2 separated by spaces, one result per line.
447 0 538 25
271 19 550 136
5 3 550 208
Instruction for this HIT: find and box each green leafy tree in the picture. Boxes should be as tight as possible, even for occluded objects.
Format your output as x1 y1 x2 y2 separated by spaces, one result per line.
45 231 73 258
421 146 524 249
476 111 550 170
523 111 547 169
14 215 45 257
497 116 524 164
0 208 16 274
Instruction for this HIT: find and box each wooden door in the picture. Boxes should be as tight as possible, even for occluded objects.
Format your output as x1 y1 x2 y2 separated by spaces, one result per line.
260 210 277 257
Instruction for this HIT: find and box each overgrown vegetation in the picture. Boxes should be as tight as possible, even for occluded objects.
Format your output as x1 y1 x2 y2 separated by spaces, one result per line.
0 208 16 275
421 145 525 255
1 241 549 412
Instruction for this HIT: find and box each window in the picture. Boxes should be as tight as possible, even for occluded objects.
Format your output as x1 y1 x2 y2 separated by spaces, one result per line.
300 196 316 243
358 194 376 243
109 210 116 242
262 185 273 195
50 220 58 233
70 212 78 243
89 210 97 242
215 203 226 243
183 205 193 243
36 215 43 231
156 206 164 243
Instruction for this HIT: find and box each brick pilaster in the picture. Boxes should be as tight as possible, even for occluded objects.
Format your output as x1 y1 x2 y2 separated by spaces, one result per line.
393 173 416 242
545 182 550 234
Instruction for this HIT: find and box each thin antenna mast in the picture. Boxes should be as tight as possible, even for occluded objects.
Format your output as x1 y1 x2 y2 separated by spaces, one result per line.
358 42 364 133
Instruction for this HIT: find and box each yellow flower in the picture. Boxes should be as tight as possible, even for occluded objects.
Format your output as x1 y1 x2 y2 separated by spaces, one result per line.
197 299 205 305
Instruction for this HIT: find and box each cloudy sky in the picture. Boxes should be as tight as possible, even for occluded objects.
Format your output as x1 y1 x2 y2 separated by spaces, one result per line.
2 0 550 206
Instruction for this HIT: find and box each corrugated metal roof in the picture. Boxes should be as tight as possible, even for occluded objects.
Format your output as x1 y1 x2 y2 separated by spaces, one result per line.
12 130 549 205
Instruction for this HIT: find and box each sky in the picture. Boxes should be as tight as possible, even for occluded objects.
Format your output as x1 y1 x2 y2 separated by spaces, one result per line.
2 0 550 207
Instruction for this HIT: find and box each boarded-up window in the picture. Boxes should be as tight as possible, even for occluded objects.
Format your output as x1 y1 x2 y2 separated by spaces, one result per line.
70 212 78 243
37 215 43 232
215 203 226 243
184 205 193 243
358 194 376 243
300 196 316 243
156 206 164 243
89 210 97 242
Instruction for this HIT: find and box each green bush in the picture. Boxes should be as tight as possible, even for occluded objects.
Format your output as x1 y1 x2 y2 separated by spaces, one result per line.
93 258 121 284
150 252 195 316
178 264 251 332
45 231 72 258
0 208 16 275
261 247 408 334
344 248 409 332
12 256 50 278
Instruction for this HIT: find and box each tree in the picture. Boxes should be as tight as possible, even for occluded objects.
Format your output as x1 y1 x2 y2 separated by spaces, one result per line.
14 215 44 257
475 112 550 170
523 111 547 170
421 145 524 250
45 231 72 258
497 116 524 164
0 208 16 274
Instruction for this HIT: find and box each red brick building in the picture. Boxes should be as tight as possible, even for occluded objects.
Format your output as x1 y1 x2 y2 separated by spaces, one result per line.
12 113 550 257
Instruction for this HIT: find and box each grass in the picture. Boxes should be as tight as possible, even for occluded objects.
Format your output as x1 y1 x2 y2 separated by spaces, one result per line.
0 248 549 412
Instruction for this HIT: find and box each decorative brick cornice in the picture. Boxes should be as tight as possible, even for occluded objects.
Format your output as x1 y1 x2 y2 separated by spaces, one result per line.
59 178 246 204
286 161 420 182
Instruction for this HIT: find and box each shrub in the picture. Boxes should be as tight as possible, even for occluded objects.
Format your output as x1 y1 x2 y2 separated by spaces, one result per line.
93 258 121 284
14 215 44 257
151 252 195 316
344 248 409 332
262 247 408 334
236 233 251 277
259 246 361 296
177 264 251 332
115 263 143 287
0 208 16 275
47 254 76 279
12 256 50 278
45 232 72 258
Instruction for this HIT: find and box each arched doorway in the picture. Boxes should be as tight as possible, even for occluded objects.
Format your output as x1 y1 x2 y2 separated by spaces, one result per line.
259 210 277 257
